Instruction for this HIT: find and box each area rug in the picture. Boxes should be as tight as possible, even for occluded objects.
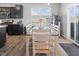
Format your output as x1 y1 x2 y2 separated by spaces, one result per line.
60 43 79 56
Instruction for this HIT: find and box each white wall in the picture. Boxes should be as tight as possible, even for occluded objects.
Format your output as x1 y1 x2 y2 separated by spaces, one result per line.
50 3 60 15
60 3 76 38
0 3 60 26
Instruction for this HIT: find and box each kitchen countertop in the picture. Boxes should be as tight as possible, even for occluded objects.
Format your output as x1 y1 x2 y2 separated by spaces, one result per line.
0 25 7 28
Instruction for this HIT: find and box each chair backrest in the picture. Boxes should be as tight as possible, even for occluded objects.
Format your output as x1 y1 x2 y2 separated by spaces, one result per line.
32 30 50 41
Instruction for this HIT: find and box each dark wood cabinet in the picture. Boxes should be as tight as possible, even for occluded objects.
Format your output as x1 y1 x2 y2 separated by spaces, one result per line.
0 7 10 19
10 5 23 18
0 5 23 19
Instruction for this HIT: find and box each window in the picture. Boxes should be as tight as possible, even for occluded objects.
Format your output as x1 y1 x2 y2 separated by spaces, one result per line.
31 7 51 29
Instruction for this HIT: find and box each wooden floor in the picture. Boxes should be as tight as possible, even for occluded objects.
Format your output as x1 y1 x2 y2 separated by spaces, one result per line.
0 34 73 56
0 35 26 56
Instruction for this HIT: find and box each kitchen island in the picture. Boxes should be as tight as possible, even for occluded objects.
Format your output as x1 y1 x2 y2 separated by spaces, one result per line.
0 25 7 48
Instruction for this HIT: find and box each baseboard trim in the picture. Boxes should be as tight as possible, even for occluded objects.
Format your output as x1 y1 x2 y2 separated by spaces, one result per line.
62 35 79 47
